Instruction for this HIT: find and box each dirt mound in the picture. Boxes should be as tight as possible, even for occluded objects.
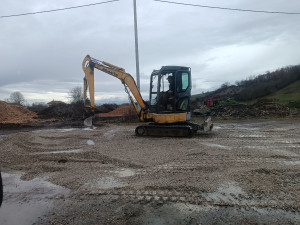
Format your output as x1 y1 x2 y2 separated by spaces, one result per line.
96 103 136 117
0 101 37 124
208 101 293 118
95 104 118 113
38 103 87 119
252 100 292 117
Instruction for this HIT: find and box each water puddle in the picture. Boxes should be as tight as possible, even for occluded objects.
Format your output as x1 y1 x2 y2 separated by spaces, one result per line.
238 134 266 138
56 128 77 132
104 128 119 138
233 124 259 131
32 127 97 134
0 134 8 141
84 176 128 190
87 140 95 145
171 203 300 224
244 146 299 157
97 176 127 189
284 161 300 166
116 169 135 177
32 149 83 155
83 126 97 131
0 172 69 225
202 143 232 150
202 183 246 204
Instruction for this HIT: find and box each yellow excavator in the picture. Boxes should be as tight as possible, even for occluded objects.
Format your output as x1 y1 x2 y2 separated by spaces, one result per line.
82 55 213 137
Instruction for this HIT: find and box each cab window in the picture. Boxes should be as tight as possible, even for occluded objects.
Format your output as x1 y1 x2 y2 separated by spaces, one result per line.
176 72 189 92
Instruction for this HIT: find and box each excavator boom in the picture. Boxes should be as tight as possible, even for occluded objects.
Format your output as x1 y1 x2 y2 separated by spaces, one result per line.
82 55 147 117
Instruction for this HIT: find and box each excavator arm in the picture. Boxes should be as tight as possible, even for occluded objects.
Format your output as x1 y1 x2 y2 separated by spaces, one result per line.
82 55 149 119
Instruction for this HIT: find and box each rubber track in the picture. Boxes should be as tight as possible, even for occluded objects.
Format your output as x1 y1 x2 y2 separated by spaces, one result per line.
135 124 193 137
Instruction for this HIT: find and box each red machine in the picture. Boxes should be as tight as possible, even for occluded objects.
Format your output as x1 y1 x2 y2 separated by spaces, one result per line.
204 96 220 107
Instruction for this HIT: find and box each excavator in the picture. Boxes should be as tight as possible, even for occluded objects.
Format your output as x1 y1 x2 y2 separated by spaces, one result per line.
82 55 213 137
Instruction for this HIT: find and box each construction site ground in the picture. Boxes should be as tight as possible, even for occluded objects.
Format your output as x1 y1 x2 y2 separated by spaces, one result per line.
0 119 299 224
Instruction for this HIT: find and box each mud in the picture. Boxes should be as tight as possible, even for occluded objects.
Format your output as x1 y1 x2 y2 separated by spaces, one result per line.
0 119 299 224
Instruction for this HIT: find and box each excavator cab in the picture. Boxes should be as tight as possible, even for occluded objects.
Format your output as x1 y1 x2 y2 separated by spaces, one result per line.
149 66 191 120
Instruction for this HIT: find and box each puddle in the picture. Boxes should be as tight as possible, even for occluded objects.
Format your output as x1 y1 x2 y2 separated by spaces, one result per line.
97 176 127 189
232 124 259 131
0 134 8 141
87 140 95 145
238 134 266 138
244 146 299 157
285 145 300 148
56 128 77 132
84 176 128 190
31 127 96 134
280 140 300 144
202 143 232 150
170 203 300 224
0 172 69 225
32 129 45 133
32 149 83 155
116 169 135 177
202 183 246 204
83 126 97 131
104 128 119 138
284 161 300 166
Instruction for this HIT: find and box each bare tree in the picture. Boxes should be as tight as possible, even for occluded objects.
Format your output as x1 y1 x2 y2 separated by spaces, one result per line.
220 82 230 89
69 86 84 104
9 91 25 105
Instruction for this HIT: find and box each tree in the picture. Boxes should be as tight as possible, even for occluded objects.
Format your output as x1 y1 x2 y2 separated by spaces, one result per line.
9 91 25 105
69 86 84 104
220 82 230 89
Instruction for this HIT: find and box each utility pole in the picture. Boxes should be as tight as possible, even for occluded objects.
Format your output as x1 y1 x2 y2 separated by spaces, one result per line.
133 0 140 90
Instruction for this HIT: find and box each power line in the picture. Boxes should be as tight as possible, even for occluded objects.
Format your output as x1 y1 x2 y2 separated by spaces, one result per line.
154 0 300 15
0 0 120 19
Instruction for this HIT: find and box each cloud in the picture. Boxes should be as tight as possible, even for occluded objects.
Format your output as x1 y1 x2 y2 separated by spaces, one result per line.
1 0 300 104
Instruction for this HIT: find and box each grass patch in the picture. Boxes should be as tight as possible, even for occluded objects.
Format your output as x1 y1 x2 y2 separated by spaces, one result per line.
263 80 300 104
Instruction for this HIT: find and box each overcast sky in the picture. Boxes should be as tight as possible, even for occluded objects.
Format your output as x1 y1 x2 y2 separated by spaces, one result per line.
1 0 300 105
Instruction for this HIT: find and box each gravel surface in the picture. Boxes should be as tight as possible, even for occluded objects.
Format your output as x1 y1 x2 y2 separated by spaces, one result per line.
0 119 300 224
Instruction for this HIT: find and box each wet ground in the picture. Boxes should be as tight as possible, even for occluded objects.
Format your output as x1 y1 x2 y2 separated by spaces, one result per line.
0 172 69 224
0 119 300 224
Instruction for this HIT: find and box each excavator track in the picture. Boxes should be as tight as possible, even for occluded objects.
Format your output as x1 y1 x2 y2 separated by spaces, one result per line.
135 123 194 137
135 119 213 137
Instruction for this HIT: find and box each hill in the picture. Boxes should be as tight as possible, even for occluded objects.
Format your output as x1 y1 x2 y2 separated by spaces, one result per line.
263 80 300 104
192 64 300 107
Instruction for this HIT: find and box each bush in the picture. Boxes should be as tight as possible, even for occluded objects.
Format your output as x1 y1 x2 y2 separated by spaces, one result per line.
287 101 300 109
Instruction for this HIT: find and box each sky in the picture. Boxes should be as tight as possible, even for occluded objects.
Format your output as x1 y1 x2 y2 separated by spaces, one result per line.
1 0 300 105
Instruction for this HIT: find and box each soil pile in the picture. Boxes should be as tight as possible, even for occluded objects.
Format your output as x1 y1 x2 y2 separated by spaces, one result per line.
0 101 37 124
252 100 293 117
96 103 136 117
194 100 295 118
37 103 86 119
95 104 118 113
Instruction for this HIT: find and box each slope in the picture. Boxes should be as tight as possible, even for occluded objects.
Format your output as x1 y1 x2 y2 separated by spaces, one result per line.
263 80 300 104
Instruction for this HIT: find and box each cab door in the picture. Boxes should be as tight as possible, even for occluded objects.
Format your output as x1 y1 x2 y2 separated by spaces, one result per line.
175 69 191 112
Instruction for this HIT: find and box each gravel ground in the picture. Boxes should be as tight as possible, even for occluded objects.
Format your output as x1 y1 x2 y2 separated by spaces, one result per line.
0 119 300 224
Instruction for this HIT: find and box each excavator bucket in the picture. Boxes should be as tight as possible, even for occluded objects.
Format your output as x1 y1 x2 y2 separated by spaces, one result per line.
84 116 93 127
202 117 213 132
